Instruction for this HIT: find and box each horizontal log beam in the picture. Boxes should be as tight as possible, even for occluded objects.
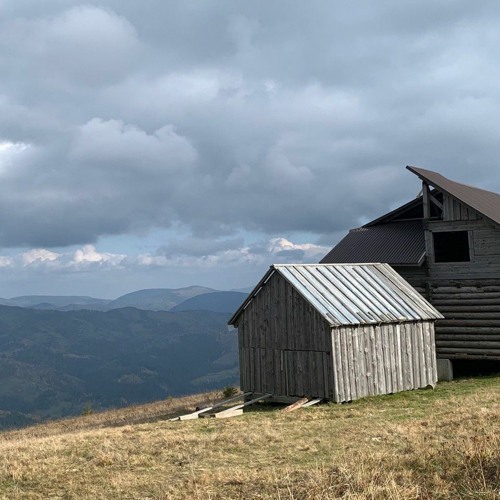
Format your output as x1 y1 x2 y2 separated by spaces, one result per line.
437 353 500 360
437 347 500 355
438 319 500 327
436 340 500 348
436 327 500 334
437 334 500 341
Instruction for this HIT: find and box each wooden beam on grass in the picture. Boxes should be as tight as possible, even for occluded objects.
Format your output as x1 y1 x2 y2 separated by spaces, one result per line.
282 397 309 412
170 392 252 421
209 393 272 419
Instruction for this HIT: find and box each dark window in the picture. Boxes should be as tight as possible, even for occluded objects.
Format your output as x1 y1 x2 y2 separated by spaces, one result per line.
433 231 470 262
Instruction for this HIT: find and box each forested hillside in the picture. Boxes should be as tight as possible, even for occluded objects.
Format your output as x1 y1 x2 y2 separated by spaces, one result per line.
0 305 238 428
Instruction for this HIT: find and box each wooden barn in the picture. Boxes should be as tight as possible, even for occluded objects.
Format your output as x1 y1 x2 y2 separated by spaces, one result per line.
321 166 500 365
229 263 442 403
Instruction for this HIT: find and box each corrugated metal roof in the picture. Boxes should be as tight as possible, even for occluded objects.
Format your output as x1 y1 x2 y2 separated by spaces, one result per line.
320 221 425 266
407 166 500 226
229 263 442 327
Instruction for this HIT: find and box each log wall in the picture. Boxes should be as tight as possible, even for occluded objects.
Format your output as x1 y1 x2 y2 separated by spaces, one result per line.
397 201 500 360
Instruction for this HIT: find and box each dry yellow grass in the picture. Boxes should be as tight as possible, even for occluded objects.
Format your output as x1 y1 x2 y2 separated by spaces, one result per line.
0 378 499 499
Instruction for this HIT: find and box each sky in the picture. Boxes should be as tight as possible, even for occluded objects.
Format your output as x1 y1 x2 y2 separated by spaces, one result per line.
1 1 500 298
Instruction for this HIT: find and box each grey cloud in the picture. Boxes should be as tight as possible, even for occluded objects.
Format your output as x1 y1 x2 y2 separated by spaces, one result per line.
157 237 245 258
0 1 499 250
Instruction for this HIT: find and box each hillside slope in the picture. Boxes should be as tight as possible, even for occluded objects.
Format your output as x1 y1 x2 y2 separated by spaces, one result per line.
0 305 238 427
0 377 498 499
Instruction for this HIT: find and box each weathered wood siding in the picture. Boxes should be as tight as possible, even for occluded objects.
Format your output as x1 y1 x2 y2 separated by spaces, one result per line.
442 195 479 222
236 271 334 398
425 218 500 280
331 321 437 402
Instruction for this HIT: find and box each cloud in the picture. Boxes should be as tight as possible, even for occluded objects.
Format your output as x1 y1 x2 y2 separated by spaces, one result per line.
1 5 140 86
72 245 125 266
22 249 60 266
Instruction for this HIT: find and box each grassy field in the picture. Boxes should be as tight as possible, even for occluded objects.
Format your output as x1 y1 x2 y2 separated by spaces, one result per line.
0 377 499 499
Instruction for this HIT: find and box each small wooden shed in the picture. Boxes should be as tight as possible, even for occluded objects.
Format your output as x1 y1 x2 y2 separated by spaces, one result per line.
229 263 443 402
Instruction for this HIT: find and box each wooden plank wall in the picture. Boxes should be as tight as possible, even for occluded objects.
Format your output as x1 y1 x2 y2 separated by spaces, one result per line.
443 196 479 222
419 204 500 360
236 272 334 398
330 321 437 403
424 218 500 280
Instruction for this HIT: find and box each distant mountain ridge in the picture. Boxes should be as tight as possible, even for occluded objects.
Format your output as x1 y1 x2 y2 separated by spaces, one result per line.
1 286 221 312
171 291 247 313
107 286 216 311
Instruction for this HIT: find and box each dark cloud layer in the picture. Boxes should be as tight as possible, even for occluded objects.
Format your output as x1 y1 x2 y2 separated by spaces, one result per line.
0 1 500 251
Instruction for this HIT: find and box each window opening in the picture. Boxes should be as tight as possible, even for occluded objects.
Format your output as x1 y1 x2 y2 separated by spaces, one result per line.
433 231 470 262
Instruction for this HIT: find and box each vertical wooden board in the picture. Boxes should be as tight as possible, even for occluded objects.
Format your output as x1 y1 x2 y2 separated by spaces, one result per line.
260 348 266 394
369 325 378 395
411 323 420 389
364 325 373 396
422 322 431 385
255 347 261 393
266 347 274 394
395 324 403 393
340 327 351 401
404 323 415 389
351 327 360 400
315 351 323 398
308 351 315 397
275 349 282 396
239 348 246 392
296 351 303 396
430 323 438 383
332 329 343 402
321 350 329 399
372 326 383 396
425 322 435 385
361 325 370 398
418 322 427 387
400 324 410 390
382 325 391 394
379 325 388 394
388 324 396 394
358 326 366 397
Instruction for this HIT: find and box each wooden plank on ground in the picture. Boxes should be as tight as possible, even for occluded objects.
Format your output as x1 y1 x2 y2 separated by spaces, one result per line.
302 398 322 408
210 393 272 418
171 392 251 421
282 397 308 412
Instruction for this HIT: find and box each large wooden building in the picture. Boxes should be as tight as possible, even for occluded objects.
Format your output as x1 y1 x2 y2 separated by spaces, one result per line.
229 263 442 402
322 166 500 362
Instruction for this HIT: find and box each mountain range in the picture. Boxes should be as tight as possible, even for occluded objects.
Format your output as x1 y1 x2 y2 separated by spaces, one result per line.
2 286 249 312
0 286 250 429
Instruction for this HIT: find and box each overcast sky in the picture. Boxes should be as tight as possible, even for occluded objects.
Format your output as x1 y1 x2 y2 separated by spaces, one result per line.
0 1 499 297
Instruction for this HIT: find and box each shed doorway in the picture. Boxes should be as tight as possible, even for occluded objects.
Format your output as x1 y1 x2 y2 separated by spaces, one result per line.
281 350 330 399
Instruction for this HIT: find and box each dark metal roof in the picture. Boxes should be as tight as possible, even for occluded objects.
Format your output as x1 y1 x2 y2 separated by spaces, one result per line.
407 166 500 226
320 220 425 266
228 263 442 327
